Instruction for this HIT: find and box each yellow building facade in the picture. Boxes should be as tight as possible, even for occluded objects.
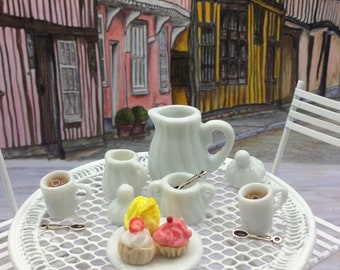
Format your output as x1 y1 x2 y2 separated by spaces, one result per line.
171 0 285 113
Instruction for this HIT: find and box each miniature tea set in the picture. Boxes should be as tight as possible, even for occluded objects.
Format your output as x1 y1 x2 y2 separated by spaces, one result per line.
40 105 288 269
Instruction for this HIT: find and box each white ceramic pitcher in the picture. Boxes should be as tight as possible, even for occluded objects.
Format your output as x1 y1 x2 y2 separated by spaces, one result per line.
148 105 235 180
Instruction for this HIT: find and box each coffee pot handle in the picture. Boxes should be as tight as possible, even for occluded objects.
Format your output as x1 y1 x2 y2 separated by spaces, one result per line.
201 120 235 171
147 181 162 200
272 188 288 212
133 162 148 183
200 183 216 204
75 183 93 204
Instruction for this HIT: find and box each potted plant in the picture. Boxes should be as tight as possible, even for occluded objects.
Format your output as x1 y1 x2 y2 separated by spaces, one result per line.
114 108 135 138
132 105 148 135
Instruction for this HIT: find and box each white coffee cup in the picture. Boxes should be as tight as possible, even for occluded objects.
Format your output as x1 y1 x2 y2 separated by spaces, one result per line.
148 172 216 225
40 170 92 219
102 149 147 200
238 183 288 235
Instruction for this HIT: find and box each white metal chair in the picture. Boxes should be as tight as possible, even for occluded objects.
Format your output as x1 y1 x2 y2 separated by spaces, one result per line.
271 80 340 268
0 149 17 270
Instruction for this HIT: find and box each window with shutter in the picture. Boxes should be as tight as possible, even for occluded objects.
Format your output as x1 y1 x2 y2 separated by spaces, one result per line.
220 4 248 85
159 27 170 93
57 40 81 122
130 22 149 95
198 23 216 89
98 14 108 85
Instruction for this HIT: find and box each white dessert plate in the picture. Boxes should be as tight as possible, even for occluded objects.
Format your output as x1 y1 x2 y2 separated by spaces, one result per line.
106 225 203 270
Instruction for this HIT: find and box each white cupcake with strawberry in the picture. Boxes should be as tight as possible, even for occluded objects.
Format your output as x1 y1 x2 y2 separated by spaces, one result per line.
118 217 156 265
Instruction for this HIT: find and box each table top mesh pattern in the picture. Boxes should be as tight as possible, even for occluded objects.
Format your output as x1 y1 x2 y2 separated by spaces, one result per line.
9 153 315 270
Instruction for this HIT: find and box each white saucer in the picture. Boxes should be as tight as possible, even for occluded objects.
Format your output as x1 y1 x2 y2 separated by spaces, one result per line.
106 225 202 270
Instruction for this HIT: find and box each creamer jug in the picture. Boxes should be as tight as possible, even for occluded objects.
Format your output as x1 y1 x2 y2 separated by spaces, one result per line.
148 105 235 180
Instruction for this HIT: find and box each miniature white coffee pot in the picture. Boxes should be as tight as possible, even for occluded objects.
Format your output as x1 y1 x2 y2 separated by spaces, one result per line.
226 150 266 188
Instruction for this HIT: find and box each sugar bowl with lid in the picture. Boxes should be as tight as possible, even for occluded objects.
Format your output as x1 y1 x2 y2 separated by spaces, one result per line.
226 150 266 188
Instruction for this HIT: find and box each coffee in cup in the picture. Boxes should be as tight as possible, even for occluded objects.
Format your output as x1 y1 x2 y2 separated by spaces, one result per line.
47 176 69 187
245 191 267 200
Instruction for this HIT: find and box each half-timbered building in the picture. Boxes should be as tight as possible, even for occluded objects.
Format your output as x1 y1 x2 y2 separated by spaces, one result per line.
281 0 340 101
172 0 285 114
0 0 103 158
172 0 339 115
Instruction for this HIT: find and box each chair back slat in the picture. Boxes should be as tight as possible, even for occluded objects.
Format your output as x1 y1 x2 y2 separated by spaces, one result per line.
0 229 10 239
0 151 16 269
0 218 12 269
294 88 340 110
0 248 9 260
291 98 340 124
289 110 340 135
272 80 340 175
273 80 340 269
286 121 340 147
283 81 340 149
0 149 17 214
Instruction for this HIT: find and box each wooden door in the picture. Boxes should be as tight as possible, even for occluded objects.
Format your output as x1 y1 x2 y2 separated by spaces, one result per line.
281 35 296 101
280 28 302 103
34 35 62 158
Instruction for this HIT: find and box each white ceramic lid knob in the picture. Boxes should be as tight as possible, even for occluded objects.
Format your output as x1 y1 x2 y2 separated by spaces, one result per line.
117 184 134 203
108 184 134 226
234 150 251 168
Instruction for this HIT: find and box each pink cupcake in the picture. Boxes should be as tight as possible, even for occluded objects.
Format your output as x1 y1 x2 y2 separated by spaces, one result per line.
152 216 192 258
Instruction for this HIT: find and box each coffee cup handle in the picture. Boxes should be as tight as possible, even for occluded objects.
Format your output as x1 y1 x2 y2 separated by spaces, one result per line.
147 181 162 200
201 120 235 170
272 188 288 212
75 183 92 204
200 184 216 204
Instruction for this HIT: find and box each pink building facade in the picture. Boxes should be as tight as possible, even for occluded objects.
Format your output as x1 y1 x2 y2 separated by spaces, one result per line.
0 0 103 158
98 0 191 128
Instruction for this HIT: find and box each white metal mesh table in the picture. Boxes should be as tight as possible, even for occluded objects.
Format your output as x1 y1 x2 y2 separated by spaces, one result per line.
8 153 316 269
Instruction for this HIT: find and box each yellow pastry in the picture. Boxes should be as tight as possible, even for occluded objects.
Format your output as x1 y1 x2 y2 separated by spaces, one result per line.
124 196 160 234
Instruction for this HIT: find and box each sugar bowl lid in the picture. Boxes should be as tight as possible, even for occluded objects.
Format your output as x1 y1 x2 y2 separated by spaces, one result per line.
226 150 266 188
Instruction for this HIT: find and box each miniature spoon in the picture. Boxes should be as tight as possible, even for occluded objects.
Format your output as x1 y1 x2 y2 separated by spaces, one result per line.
233 229 282 244
40 223 86 232
176 170 207 189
